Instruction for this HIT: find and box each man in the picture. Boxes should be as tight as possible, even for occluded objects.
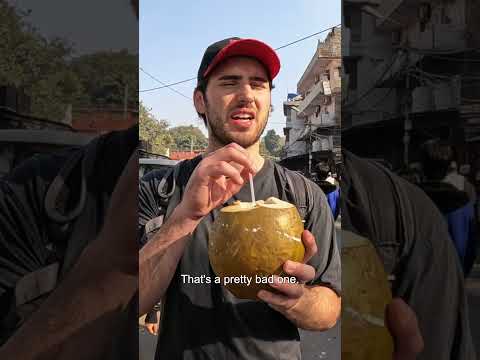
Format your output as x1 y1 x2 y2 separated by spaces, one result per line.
139 37 342 360
342 149 476 360
315 162 340 220
419 141 477 277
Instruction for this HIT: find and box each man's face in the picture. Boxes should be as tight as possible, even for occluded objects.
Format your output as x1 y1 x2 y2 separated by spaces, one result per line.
195 56 272 148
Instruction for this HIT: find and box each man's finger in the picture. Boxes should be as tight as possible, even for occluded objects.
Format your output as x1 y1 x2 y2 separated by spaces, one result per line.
200 162 244 185
268 275 304 298
386 298 424 360
283 261 316 283
257 289 297 310
301 230 318 263
207 145 257 174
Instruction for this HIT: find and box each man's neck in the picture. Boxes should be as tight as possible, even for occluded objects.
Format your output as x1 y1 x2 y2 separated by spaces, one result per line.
205 138 265 172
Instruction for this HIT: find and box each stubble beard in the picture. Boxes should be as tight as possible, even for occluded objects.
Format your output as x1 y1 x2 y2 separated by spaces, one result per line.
205 105 269 149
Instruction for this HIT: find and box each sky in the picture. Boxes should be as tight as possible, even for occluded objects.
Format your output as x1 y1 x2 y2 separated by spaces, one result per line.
139 0 341 136
9 0 138 55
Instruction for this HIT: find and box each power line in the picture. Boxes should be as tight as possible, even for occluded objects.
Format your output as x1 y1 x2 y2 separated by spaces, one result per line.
139 77 197 93
139 67 192 100
140 24 340 93
274 24 340 51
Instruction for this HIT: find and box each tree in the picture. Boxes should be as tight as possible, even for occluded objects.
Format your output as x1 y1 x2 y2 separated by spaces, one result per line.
0 1 138 121
264 129 283 157
0 1 84 120
70 50 138 108
259 138 270 157
139 101 171 155
168 125 208 151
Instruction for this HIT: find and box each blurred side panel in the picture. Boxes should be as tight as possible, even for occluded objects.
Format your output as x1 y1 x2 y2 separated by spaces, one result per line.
342 0 479 359
0 0 138 359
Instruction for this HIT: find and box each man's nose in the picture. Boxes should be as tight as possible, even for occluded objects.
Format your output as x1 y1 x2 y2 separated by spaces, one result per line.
237 84 254 105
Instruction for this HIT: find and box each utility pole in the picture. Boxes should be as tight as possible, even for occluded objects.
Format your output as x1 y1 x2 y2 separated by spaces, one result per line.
307 121 312 177
123 83 129 120
404 66 411 167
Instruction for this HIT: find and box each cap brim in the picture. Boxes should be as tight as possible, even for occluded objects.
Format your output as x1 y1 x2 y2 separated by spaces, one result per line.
203 39 280 80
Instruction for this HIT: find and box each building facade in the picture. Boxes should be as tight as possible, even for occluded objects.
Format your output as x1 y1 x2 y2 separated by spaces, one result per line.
343 0 480 169
283 27 341 165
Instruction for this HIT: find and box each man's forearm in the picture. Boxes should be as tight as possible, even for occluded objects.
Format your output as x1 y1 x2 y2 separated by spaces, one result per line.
287 286 341 331
139 207 200 315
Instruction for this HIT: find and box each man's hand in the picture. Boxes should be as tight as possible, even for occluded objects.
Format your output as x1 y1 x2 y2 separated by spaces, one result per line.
257 230 317 312
140 143 257 315
174 143 257 221
145 322 159 336
257 230 340 331
386 298 424 360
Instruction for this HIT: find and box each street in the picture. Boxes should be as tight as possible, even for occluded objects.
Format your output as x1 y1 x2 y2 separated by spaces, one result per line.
139 323 340 360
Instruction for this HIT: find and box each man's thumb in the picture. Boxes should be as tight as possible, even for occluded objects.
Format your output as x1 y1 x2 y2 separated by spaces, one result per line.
386 298 424 360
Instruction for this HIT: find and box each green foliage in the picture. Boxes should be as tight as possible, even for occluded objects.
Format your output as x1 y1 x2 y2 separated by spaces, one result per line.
70 50 138 108
139 101 172 155
0 1 84 119
168 125 208 151
0 1 137 121
264 129 283 157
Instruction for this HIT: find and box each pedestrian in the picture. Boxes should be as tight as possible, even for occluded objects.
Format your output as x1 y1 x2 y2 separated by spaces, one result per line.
418 141 477 276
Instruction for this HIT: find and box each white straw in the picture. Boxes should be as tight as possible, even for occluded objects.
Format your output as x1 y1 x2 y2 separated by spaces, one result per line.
249 173 256 204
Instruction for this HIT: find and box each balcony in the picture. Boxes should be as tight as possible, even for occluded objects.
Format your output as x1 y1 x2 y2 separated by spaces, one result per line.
297 81 324 116
311 113 336 127
376 0 420 31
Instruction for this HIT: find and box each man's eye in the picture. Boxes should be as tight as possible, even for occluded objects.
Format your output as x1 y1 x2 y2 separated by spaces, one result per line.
252 82 267 89
221 82 236 86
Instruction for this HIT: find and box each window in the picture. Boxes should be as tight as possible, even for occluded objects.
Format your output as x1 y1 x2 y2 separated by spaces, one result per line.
344 60 358 90
345 7 362 42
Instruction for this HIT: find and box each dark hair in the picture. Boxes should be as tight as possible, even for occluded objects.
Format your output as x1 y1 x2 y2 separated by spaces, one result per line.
194 78 210 127
194 59 274 127
421 140 452 181
316 162 330 180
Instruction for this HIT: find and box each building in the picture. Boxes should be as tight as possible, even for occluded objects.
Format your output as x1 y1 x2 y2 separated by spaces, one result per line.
343 0 480 169
282 27 341 172
169 150 203 161
71 106 138 134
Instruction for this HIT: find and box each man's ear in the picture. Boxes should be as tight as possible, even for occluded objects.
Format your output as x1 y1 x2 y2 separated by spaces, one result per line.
194 90 206 116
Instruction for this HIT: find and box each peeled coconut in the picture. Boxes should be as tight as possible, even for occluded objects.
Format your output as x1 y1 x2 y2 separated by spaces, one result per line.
341 230 394 360
208 197 305 300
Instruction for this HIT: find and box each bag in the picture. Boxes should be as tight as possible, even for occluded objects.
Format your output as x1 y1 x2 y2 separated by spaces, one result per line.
1 129 136 350
273 162 315 221
139 164 181 245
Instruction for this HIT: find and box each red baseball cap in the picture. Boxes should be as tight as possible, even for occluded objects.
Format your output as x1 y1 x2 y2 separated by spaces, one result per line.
197 37 281 82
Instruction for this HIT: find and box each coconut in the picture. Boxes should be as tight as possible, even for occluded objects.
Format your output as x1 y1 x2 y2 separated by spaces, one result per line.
341 230 394 360
208 197 305 300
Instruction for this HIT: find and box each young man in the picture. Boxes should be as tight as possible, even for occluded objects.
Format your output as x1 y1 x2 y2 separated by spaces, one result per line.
139 38 342 359
342 149 476 360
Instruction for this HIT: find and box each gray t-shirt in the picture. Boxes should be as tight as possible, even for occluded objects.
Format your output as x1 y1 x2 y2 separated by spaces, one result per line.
139 157 340 360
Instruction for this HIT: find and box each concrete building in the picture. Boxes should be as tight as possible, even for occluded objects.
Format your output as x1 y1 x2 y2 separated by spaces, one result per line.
343 0 480 169
71 107 138 134
283 27 341 165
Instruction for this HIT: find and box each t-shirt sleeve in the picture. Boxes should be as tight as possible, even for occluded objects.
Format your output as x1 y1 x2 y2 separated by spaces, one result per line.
304 181 341 295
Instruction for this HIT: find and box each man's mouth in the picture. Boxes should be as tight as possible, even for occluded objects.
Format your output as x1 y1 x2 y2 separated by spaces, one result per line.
229 110 255 128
